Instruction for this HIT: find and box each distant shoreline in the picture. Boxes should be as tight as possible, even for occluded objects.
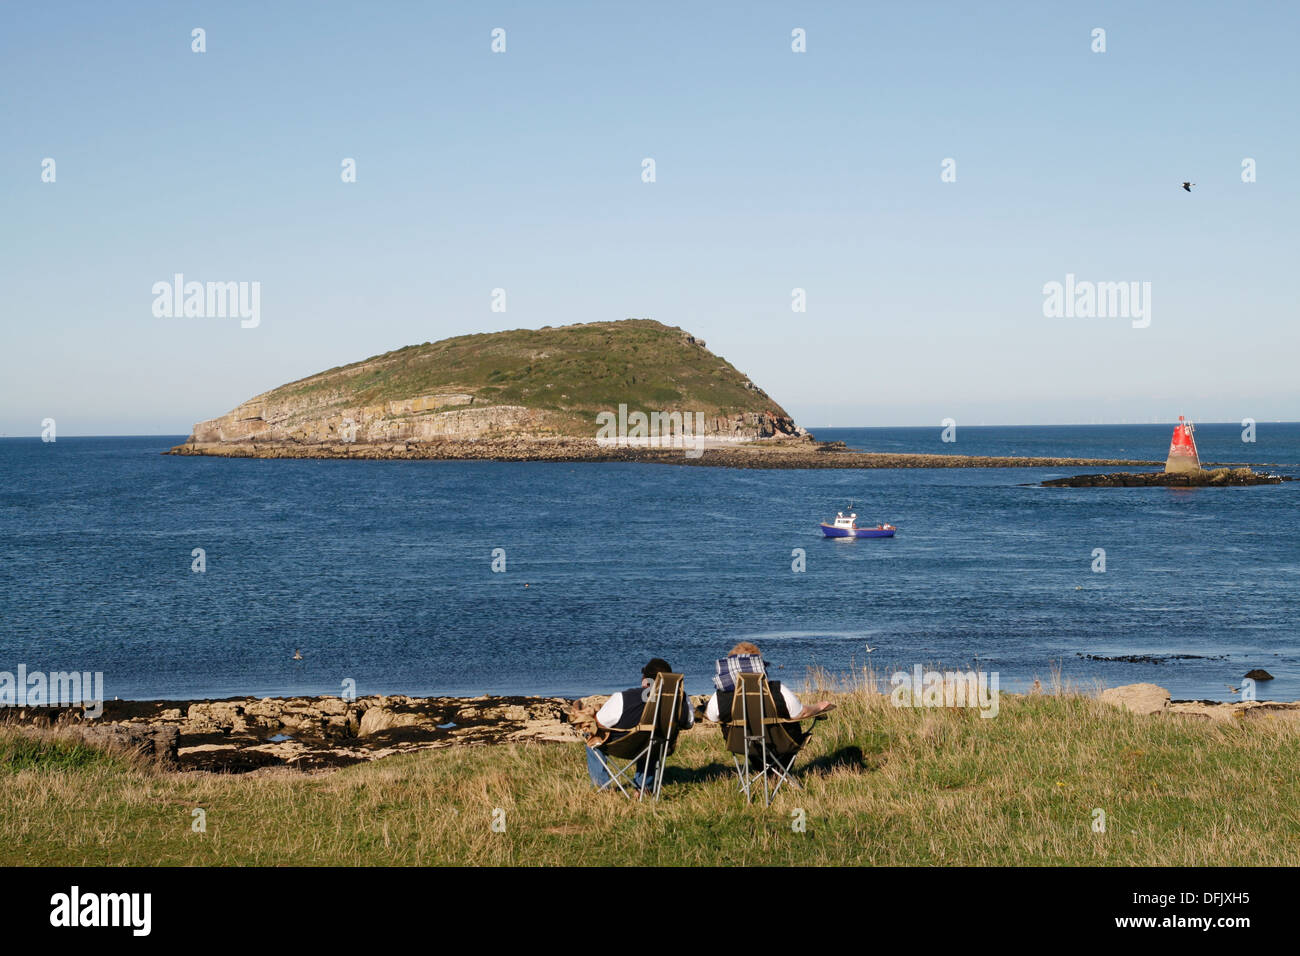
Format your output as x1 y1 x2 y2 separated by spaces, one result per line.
165 436 1181 470
164 436 1287 471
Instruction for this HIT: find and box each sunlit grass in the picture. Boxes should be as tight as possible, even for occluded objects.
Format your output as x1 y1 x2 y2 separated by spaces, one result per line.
3 681 1297 866
275 319 777 430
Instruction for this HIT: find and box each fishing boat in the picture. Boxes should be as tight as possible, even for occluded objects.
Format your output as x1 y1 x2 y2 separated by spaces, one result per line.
820 510 896 538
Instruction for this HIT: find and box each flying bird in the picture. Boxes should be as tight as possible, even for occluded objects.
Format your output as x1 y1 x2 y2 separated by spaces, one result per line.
292 649 303 661
1181 182 1195 192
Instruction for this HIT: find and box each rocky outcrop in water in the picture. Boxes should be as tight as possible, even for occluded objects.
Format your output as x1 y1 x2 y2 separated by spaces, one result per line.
1042 468 1289 487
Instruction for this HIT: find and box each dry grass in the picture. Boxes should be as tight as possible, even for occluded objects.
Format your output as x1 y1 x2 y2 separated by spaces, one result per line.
3 682 1298 866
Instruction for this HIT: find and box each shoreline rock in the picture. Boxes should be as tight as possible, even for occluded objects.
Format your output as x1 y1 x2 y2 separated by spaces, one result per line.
1097 682 1300 723
1098 683 1171 715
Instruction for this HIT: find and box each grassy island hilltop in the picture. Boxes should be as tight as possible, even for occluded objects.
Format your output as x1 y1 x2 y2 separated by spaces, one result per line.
171 319 802 449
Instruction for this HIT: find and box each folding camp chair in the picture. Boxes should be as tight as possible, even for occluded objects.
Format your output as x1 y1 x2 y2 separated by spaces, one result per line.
722 672 828 806
590 673 687 801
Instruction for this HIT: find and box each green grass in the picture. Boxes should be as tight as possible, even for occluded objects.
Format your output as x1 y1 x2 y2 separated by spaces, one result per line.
269 319 787 430
1 730 130 774
3 688 1297 866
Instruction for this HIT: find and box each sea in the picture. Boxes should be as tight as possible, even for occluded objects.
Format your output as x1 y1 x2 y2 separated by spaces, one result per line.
2 423 1298 703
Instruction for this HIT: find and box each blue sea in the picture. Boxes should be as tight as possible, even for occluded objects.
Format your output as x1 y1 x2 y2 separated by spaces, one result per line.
2 424 1298 703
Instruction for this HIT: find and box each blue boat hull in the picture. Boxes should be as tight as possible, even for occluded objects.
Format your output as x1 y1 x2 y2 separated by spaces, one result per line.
820 524 895 538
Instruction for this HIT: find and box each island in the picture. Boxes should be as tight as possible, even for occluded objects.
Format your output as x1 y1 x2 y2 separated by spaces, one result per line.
165 319 1193 470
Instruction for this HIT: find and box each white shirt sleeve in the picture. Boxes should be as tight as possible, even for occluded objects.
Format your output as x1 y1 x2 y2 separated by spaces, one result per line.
779 684 803 718
595 692 623 727
705 692 720 722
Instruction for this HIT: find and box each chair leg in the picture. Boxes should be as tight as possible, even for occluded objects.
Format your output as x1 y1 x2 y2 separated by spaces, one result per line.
651 743 670 801
594 750 632 798
640 742 663 802
774 729 814 797
595 744 651 800
767 754 799 802
732 754 746 796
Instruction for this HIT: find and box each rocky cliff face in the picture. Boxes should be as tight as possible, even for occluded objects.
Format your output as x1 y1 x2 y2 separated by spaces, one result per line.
191 392 549 444
188 393 801 446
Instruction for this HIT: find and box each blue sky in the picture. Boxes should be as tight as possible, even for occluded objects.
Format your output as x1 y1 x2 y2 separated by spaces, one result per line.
2 0 1296 434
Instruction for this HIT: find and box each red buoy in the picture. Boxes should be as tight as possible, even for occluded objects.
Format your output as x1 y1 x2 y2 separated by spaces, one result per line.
1164 415 1201 474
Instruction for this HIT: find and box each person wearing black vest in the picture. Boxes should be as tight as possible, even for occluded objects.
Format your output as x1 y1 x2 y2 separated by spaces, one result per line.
585 657 694 789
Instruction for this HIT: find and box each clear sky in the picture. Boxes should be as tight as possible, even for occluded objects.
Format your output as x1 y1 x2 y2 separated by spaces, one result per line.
2 0 1296 435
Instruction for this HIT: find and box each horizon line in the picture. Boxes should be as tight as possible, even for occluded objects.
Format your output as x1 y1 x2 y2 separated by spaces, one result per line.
3 420 1299 440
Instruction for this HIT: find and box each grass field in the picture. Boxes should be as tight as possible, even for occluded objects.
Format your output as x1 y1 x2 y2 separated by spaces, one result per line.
4 682 1298 866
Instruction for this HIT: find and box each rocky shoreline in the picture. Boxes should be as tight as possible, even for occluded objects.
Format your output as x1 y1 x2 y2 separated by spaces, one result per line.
166 436 1177 470
1042 467 1291 487
5 686 1298 774
2 694 605 773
